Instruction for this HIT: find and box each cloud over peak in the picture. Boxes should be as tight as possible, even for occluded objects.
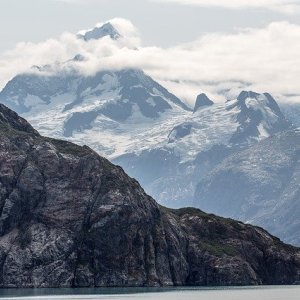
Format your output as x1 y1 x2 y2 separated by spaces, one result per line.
0 18 300 105
151 0 300 14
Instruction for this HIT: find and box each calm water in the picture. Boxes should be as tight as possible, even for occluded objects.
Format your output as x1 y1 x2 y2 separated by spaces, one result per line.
0 286 299 300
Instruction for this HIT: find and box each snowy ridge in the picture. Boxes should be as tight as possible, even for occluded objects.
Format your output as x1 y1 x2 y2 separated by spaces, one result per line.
66 102 238 161
0 64 291 206
17 90 248 163
77 22 121 41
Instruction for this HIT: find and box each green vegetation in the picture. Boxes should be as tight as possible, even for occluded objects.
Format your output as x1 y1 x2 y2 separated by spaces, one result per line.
169 207 208 217
200 240 239 257
160 206 210 218
164 206 245 229
45 138 92 157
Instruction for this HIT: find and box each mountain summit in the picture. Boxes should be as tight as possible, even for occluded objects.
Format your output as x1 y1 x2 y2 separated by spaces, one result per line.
227 91 291 145
0 67 191 141
77 22 121 41
193 93 214 112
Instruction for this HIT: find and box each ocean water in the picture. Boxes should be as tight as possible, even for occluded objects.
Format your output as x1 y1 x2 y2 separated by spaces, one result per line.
0 286 299 300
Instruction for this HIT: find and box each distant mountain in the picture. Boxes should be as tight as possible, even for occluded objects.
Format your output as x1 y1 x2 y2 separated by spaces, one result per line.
194 128 300 246
77 22 121 41
280 101 300 127
0 24 297 246
193 93 214 112
115 91 291 206
0 74 291 204
62 69 191 137
1 103 300 287
0 67 190 144
228 91 290 145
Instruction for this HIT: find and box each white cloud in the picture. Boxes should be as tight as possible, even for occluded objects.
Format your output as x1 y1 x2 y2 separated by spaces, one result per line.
0 19 300 105
51 0 87 3
0 18 140 88
150 0 300 14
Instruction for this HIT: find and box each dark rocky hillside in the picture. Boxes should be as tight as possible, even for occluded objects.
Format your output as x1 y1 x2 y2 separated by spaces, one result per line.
0 103 300 288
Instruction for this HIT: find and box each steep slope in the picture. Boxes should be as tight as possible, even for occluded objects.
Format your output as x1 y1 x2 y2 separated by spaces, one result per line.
194 129 300 246
114 91 291 206
0 103 300 287
77 22 121 41
0 77 291 206
280 102 300 127
0 51 292 208
228 91 290 145
193 93 214 112
0 67 190 140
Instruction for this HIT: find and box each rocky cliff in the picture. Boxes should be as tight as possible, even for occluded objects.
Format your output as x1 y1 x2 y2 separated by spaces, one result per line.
0 103 300 288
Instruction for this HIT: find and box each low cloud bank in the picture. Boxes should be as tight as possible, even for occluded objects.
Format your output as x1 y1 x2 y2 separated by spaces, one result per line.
0 18 299 104
150 0 300 15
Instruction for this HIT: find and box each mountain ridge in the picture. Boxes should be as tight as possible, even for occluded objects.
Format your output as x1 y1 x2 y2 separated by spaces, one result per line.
77 22 121 41
0 103 300 287
0 64 298 246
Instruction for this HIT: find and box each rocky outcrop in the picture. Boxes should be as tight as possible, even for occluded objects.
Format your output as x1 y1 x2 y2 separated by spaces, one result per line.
228 91 291 145
193 93 214 112
77 22 121 41
0 103 300 288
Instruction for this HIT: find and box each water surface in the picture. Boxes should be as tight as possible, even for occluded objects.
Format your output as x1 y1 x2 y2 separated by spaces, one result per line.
0 286 299 300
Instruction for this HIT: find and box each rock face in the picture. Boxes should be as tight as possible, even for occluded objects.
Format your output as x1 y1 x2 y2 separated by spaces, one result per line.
193 93 214 112
280 102 300 127
0 103 300 288
228 92 290 145
77 22 121 41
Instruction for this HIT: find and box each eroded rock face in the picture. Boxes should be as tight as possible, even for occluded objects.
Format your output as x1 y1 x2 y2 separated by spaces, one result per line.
0 103 300 287
193 93 214 112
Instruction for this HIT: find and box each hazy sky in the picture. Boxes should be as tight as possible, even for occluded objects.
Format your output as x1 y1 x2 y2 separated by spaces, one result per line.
1 0 300 52
1 0 300 103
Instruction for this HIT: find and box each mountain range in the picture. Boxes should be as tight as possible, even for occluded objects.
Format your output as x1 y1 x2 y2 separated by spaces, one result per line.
1 103 300 287
0 22 299 247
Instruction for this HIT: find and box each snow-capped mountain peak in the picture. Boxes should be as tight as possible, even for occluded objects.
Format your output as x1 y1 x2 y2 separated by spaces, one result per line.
193 93 214 112
0 61 293 214
77 22 121 41
236 90 260 102
0 66 191 145
227 91 291 145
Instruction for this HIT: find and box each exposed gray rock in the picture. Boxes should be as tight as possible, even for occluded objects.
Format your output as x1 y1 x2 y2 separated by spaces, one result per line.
168 123 193 143
0 73 78 114
193 93 214 112
77 22 121 41
62 69 191 137
0 103 300 287
228 91 291 145
280 101 300 127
